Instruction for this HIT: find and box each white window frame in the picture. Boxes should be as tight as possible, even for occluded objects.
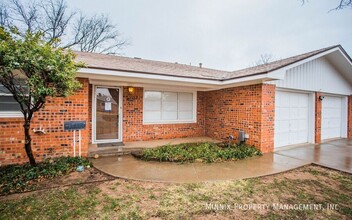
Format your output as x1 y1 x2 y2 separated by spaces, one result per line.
0 87 22 118
143 88 197 124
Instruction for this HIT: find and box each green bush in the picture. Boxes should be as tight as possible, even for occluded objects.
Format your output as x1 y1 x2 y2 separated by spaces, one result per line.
140 142 262 163
0 157 91 195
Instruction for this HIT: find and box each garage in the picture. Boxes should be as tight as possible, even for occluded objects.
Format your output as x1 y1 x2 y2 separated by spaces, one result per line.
321 96 347 140
274 91 310 148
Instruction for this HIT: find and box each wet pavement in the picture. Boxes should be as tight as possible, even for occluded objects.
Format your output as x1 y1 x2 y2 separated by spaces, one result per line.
275 139 352 174
92 139 352 183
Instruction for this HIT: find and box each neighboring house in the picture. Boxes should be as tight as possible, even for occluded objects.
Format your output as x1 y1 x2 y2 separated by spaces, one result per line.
1 45 352 165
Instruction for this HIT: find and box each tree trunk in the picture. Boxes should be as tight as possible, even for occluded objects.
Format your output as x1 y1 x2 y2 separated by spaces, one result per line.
24 120 36 166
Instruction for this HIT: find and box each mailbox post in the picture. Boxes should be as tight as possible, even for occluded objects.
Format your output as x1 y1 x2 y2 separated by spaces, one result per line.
64 121 86 157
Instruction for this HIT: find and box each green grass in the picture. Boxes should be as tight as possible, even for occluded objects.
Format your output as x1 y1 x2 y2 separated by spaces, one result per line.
0 157 91 195
0 165 351 219
139 142 262 163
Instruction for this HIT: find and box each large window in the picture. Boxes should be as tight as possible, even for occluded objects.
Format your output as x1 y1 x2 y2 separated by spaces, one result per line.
143 90 196 124
0 84 22 117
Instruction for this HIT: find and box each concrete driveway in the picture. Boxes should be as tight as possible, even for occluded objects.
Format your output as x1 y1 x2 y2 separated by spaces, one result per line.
92 139 351 183
275 138 352 174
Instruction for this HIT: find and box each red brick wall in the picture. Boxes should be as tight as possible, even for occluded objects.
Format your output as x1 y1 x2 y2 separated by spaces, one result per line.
204 84 275 153
1 81 279 165
122 87 206 141
260 84 276 153
0 78 90 166
315 92 322 144
348 95 352 139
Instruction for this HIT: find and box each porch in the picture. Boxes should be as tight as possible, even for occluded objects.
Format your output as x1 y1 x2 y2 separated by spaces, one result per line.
88 136 221 157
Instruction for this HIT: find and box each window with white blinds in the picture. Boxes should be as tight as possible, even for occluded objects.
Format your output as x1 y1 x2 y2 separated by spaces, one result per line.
0 84 23 117
143 90 196 124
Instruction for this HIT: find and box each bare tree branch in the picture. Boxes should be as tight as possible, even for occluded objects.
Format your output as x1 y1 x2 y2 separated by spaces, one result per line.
301 0 352 11
0 3 11 27
67 14 127 54
9 0 40 32
2 0 128 54
332 0 352 10
255 54 273 66
40 0 75 45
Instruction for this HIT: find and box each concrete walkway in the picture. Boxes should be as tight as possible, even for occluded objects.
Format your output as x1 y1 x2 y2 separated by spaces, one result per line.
92 139 352 183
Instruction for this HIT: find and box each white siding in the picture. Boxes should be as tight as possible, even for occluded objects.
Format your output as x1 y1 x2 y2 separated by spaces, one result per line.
268 57 352 95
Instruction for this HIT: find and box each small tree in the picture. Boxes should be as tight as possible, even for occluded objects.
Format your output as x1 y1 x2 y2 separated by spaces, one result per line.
0 27 83 166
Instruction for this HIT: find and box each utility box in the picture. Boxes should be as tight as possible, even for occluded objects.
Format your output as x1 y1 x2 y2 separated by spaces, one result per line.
238 130 245 142
64 121 86 131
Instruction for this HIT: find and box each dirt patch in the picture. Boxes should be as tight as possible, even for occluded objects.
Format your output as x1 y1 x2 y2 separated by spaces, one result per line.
260 166 316 184
0 167 114 199
39 167 114 188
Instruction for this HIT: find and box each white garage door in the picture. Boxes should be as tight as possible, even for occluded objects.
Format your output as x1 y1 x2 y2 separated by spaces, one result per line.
322 96 343 140
275 91 309 148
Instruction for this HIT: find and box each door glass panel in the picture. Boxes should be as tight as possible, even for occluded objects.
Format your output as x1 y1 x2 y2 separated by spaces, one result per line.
95 87 119 141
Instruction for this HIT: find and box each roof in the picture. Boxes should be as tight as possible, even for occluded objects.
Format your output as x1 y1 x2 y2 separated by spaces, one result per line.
75 45 349 81
74 51 229 80
225 45 343 80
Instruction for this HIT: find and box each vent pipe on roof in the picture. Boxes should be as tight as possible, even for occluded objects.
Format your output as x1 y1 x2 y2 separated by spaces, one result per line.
199 63 202 68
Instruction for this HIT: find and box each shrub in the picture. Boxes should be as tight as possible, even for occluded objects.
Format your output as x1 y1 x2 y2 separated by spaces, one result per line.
139 142 262 163
0 157 91 195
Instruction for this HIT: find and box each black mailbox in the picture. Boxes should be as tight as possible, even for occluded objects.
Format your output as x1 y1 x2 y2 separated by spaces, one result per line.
64 121 86 131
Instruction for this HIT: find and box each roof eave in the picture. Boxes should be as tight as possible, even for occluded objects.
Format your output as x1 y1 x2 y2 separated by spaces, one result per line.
76 67 276 91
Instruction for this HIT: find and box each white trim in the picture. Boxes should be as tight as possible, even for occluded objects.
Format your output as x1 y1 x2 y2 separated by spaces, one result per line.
0 111 23 118
275 87 314 94
78 68 273 88
78 68 220 85
92 85 123 144
339 48 352 66
142 88 197 125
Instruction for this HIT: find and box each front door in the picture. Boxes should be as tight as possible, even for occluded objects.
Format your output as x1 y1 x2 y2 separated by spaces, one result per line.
94 86 122 143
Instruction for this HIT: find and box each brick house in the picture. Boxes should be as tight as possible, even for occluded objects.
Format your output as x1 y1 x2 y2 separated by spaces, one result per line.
1 45 352 165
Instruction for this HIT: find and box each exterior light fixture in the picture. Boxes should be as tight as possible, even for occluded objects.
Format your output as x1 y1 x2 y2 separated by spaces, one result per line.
128 87 135 94
319 96 325 101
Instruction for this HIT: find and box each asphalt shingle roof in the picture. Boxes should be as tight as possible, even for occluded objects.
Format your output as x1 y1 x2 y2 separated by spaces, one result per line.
75 45 341 81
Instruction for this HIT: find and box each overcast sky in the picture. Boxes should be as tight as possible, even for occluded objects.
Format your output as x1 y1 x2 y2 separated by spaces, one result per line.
69 0 352 71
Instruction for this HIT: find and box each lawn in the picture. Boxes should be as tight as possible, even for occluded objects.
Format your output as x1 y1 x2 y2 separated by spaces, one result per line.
0 165 351 219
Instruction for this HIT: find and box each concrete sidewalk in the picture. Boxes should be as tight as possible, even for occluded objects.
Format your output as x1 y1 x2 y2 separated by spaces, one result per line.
92 139 351 183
